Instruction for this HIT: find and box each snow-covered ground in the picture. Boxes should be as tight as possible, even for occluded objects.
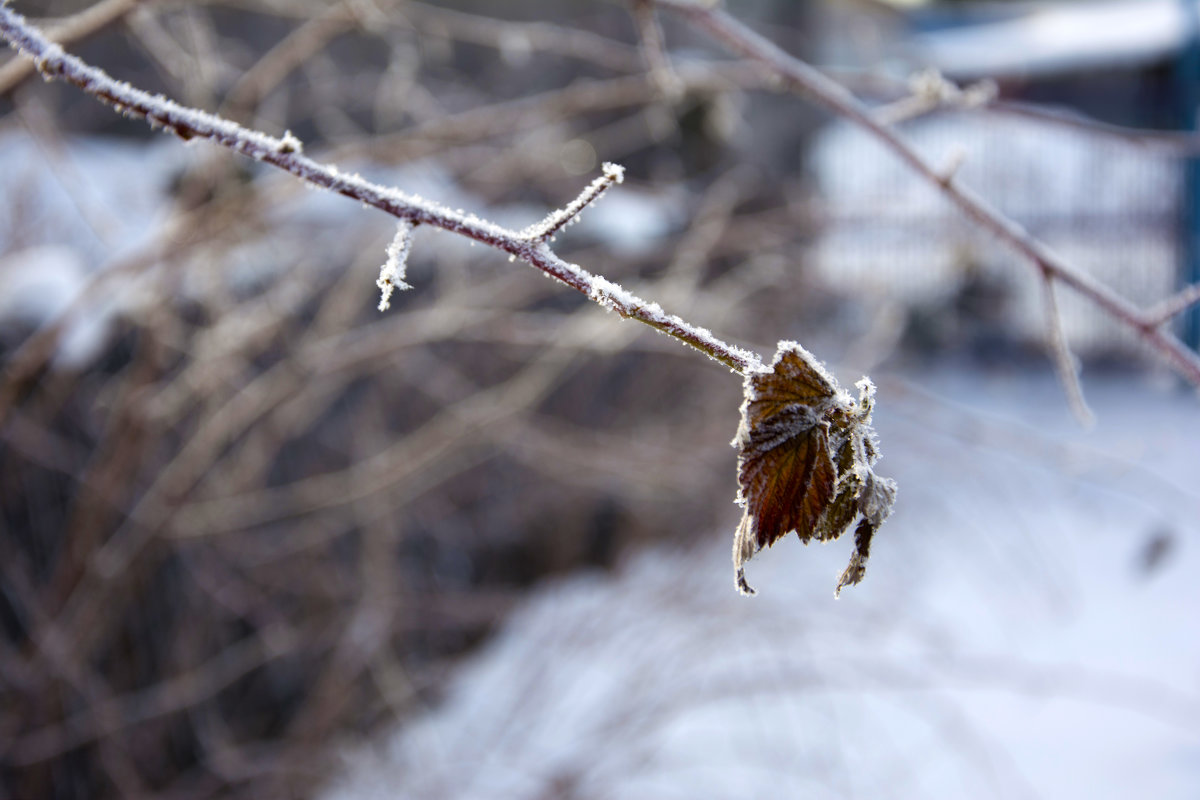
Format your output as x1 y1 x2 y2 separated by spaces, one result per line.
321 370 1200 800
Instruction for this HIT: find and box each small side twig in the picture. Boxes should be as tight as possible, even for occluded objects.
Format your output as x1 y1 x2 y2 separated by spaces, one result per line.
377 220 415 311
522 162 625 243
873 68 996 127
937 144 968 186
1146 283 1200 328
1040 275 1095 427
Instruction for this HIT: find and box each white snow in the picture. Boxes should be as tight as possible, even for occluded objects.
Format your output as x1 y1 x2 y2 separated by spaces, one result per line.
0 132 183 264
0 245 114 366
320 371 1200 800
0 245 86 326
908 0 1189 80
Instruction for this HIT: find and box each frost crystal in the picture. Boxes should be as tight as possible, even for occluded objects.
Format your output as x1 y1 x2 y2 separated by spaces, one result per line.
602 161 625 184
377 220 415 311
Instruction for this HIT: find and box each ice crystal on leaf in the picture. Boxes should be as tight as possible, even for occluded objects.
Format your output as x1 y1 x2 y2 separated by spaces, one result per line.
732 342 896 597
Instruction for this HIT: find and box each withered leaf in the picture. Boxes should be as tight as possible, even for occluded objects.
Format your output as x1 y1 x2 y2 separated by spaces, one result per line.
732 342 896 597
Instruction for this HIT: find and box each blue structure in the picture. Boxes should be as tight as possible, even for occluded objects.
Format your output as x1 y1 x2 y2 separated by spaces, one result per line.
1181 0 1200 349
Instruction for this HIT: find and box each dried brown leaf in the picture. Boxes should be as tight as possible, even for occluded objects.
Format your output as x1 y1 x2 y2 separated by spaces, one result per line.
732 342 896 596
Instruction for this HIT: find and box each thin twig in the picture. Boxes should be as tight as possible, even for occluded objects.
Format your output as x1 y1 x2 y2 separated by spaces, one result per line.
219 2 355 118
631 0 683 102
655 0 1200 390
1146 283 1200 328
0 5 758 375
1040 275 1095 427
523 162 625 242
990 100 1200 156
376 220 415 311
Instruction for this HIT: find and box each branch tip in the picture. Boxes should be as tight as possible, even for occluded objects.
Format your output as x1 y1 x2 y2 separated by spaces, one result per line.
377 221 415 312
523 161 626 242
1041 277 1095 427
1146 282 1200 328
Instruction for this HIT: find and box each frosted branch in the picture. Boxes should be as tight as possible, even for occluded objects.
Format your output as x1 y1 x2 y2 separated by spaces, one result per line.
377 221 415 312
0 0 141 96
0 5 758 375
523 162 625 243
655 0 1200 392
1146 283 1200 328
